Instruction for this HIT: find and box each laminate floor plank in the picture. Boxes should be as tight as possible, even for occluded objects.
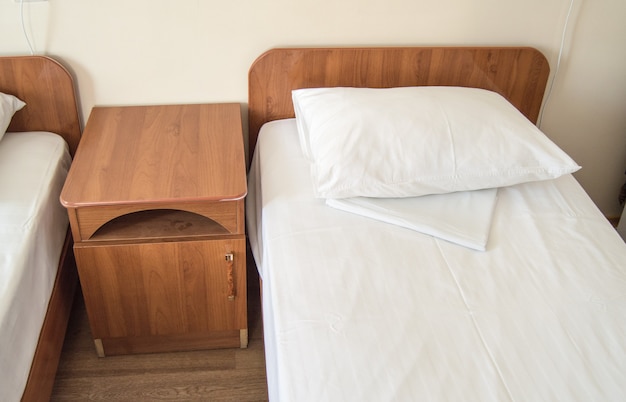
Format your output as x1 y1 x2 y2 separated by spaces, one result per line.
51 265 268 401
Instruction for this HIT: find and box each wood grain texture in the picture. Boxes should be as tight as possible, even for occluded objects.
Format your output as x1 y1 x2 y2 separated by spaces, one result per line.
62 103 249 356
0 56 81 155
75 237 247 355
248 46 550 157
61 104 247 208
50 262 268 401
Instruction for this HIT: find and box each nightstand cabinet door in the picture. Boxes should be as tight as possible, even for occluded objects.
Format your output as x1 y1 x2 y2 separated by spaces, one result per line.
74 237 247 356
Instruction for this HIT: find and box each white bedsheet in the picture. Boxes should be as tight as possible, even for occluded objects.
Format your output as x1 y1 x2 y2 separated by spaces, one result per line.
326 187 498 251
0 132 70 402
247 119 626 402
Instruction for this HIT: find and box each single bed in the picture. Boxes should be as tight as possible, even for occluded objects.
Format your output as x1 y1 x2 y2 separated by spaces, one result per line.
246 47 626 401
0 56 81 402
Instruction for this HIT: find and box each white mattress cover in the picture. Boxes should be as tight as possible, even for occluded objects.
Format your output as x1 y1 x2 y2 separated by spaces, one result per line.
0 132 70 402
247 119 626 402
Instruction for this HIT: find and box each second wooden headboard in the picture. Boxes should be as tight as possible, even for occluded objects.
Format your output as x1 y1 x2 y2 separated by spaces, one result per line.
0 56 81 156
248 46 550 156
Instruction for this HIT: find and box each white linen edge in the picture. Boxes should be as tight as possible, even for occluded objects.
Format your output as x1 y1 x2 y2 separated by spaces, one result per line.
325 188 498 251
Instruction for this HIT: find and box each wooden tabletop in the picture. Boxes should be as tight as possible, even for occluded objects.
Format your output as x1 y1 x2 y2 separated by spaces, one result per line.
61 103 246 207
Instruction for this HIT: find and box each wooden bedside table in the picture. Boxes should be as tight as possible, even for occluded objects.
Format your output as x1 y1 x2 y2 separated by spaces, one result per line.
60 103 248 357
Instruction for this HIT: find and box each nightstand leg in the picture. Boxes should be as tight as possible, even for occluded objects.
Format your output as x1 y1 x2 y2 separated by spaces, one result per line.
240 329 249 348
94 339 105 357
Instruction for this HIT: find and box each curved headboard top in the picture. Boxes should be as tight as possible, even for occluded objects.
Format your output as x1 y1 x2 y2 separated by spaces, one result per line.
248 46 550 156
0 56 81 156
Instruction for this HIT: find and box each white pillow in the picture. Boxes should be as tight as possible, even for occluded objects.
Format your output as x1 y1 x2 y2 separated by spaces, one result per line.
0 92 26 142
292 86 580 198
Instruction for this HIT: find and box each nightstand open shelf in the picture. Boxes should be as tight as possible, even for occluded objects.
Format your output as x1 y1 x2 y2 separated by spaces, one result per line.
88 209 231 242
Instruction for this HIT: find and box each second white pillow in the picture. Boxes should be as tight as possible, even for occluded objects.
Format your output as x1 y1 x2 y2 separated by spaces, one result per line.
0 92 26 142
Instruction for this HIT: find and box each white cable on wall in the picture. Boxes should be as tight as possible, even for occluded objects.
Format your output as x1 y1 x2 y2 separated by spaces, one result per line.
20 0 35 55
538 0 577 128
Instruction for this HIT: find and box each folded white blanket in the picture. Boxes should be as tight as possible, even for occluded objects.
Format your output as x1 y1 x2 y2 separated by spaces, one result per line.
326 188 498 251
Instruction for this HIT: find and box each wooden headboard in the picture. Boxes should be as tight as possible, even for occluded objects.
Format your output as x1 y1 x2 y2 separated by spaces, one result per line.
248 47 550 156
0 56 81 156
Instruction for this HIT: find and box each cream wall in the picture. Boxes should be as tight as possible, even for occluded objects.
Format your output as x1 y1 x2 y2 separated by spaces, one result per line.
1 0 625 217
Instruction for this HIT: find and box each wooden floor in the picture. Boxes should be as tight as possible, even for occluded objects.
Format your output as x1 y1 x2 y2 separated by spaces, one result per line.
50 264 269 401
